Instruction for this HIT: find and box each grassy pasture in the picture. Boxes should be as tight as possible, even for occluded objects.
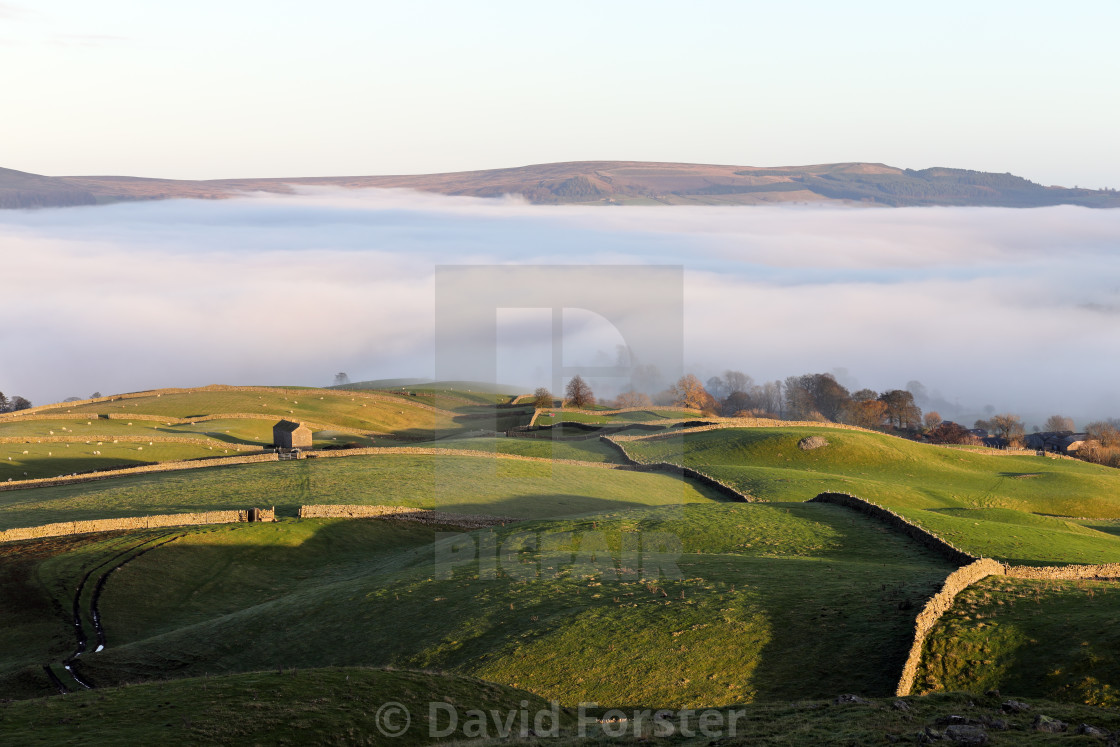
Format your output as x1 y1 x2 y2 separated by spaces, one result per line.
539 409 693 425
0 453 726 529
73 503 952 707
0 384 540 480
623 427 1120 564
0 668 568 746
0 441 235 481
43 389 457 436
917 575 1120 706
3 675 1120 745
432 436 627 464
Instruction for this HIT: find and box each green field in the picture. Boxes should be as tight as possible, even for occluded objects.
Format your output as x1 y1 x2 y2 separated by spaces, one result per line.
1 441 239 481
433 436 627 464
0 668 571 746
36 503 953 708
0 453 724 529
0 385 542 482
538 409 693 425
34 389 458 436
6 410 1120 734
917 575 1120 706
3 672 1118 745
622 427 1120 564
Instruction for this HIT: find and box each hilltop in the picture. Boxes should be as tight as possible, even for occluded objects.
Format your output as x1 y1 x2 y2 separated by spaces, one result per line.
4 161 1119 209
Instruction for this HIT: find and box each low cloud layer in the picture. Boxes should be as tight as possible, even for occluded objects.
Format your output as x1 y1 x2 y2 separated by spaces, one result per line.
2 188 1119 426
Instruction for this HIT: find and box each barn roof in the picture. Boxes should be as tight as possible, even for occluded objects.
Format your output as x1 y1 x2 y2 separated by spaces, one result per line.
273 419 307 432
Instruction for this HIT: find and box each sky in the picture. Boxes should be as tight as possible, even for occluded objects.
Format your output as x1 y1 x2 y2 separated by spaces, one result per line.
2 190 1119 428
1 1 1119 186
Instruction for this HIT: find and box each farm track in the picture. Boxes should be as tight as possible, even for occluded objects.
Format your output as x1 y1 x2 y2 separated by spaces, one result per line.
60 532 182 690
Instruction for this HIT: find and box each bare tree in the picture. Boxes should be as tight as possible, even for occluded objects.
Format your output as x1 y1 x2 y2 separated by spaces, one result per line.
705 376 727 401
1043 414 1075 433
564 376 595 408
923 411 943 430
989 413 1025 444
723 370 753 395
333 372 351 386
9 396 31 412
1086 421 1120 448
752 381 783 416
532 387 553 408
616 390 652 408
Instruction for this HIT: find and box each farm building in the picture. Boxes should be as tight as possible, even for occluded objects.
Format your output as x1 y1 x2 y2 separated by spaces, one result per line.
273 420 312 450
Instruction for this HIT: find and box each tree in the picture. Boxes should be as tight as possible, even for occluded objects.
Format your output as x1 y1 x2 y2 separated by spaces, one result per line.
843 398 888 430
923 411 943 430
670 374 718 412
0 392 8 412
616 390 652 408
10 396 31 411
722 390 755 417
1086 421 1120 448
564 376 595 408
878 390 922 430
532 387 553 408
90 392 102 399
989 413 1025 444
973 419 992 435
705 376 728 401
927 422 977 445
783 373 851 422
723 370 752 395
333 372 350 386
1043 414 1075 433
753 381 784 417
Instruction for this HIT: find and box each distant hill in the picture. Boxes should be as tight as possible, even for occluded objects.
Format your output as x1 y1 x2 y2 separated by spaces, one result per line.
3 161 1119 208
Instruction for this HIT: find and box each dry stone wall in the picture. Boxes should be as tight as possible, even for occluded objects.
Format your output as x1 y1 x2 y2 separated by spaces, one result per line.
808 493 977 566
806 493 1008 697
0 507 275 544
298 504 518 529
599 436 753 502
1004 563 1120 580
0 452 279 492
895 558 1007 696
805 491 1120 695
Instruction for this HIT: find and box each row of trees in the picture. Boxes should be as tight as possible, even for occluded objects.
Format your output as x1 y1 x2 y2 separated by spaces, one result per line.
0 392 32 413
540 371 928 434
535 373 1118 463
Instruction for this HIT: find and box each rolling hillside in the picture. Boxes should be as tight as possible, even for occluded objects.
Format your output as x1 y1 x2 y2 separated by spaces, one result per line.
0 504 955 707
5 161 1118 208
617 426 1120 565
6 410 1120 730
0 385 535 481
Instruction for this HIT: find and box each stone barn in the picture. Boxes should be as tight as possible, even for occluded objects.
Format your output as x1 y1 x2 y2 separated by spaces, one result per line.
273 420 313 450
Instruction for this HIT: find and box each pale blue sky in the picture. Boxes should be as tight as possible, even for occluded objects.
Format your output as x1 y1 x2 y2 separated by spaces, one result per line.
1 1 1117 186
